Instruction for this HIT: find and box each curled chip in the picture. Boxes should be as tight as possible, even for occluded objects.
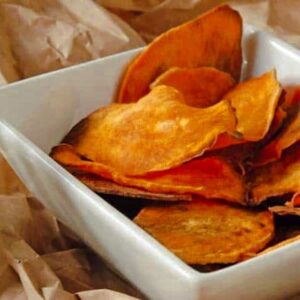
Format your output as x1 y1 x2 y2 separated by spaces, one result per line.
250 143 300 205
134 198 274 265
76 173 192 202
64 86 236 176
118 5 242 103
224 70 282 141
260 234 300 255
255 106 300 166
269 194 300 216
150 67 235 108
51 144 245 204
269 205 300 216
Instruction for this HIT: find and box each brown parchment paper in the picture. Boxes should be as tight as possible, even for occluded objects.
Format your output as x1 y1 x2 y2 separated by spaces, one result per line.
1 1 300 299
0 0 144 82
99 0 300 45
1 1 300 80
0 193 143 299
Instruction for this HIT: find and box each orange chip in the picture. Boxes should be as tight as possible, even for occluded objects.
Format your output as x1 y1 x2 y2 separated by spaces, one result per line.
64 86 236 176
260 234 300 255
250 142 300 204
293 193 300 206
255 105 300 166
260 88 288 143
211 70 282 150
224 70 282 141
130 156 245 204
150 67 235 108
134 198 274 264
76 173 192 202
284 85 300 108
51 144 245 204
266 104 287 139
210 132 245 150
117 5 242 103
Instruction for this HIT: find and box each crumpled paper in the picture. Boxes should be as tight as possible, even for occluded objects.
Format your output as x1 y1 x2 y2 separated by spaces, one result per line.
100 0 300 46
0 194 142 300
0 157 29 196
0 0 144 83
1 0 300 81
2 1 300 299
100 0 226 42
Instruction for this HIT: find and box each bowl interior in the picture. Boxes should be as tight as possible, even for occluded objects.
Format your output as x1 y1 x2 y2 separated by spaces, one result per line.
1 26 300 300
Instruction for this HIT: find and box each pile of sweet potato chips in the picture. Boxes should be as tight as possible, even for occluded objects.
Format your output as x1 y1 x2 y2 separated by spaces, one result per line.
51 5 300 266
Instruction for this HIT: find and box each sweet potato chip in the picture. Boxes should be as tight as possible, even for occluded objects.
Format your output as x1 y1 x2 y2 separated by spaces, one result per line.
133 156 245 204
210 132 245 150
293 193 300 206
117 5 242 103
210 71 282 150
150 67 235 108
212 105 286 153
266 105 287 139
52 144 191 202
51 144 245 204
76 173 192 202
64 86 236 176
251 143 300 204
255 105 300 166
260 234 300 255
224 70 282 141
284 86 300 108
134 198 274 264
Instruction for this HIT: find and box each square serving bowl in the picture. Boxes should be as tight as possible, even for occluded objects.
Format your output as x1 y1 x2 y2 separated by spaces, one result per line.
1 26 300 300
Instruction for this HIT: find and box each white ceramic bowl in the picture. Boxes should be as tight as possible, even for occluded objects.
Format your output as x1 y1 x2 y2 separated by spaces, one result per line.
1 26 300 300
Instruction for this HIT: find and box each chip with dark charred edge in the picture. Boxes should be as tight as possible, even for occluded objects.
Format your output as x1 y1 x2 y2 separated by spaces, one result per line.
150 67 235 108
76 173 192 202
223 70 282 141
117 5 242 103
51 144 245 204
64 86 236 176
260 234 300 255
250 142 300 205
254 105 300 166
134 197 274 265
